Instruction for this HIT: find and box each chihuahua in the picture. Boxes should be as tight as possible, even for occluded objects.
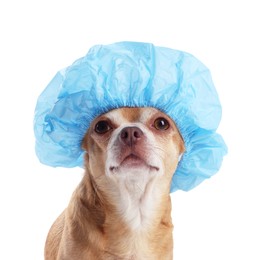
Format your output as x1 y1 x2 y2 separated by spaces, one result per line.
44 107 185 260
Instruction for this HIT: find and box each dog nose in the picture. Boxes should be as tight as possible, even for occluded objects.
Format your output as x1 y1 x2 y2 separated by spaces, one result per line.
120 127 143 146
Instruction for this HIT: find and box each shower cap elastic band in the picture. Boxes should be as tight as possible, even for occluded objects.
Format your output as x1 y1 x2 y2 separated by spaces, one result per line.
34 41 227 192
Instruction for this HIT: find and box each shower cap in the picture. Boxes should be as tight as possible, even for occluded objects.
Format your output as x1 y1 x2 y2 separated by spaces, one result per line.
34 41 227 192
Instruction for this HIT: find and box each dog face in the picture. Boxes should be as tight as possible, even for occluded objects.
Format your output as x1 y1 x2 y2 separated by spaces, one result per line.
82 107 184 191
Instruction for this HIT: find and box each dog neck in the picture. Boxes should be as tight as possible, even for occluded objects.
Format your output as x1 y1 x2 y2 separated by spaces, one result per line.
108 175 158 230
68 168 173 258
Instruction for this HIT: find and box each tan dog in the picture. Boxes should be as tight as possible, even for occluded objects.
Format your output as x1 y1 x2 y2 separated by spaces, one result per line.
44 107 185 260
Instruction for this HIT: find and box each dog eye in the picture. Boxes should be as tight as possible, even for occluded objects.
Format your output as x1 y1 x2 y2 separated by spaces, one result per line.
95 121 112 134
154 117 170 130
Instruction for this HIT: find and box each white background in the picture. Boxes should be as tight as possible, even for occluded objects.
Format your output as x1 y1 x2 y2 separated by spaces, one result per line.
0 0 259 259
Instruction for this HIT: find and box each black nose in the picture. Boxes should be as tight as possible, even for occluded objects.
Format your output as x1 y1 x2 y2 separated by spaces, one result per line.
119 127 143 146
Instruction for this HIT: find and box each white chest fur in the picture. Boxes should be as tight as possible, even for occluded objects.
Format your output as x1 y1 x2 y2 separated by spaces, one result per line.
110 172 161 231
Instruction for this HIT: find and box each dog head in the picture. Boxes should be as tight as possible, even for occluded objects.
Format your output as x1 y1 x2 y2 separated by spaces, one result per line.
82 107 184 192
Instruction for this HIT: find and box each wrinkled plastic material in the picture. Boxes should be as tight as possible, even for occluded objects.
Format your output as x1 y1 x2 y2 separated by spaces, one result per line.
34 41 227 192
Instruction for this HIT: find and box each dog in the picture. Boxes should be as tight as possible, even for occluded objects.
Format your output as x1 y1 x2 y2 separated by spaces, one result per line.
44 107 185 260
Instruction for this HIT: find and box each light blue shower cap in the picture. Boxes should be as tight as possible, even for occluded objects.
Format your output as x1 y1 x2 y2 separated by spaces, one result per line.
34 41 227 192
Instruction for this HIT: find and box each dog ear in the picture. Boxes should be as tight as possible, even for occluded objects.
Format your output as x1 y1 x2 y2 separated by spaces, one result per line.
81 133 89 151
172 127 185 155
179 137 185 154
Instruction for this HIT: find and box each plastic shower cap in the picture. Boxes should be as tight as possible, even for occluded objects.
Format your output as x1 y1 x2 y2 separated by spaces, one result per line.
34 41 227 192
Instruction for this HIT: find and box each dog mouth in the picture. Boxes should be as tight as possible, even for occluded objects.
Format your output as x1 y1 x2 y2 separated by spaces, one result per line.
109 153 159 172
121 154 145 167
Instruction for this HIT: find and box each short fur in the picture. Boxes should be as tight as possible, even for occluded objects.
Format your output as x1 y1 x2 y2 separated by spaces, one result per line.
44 107 185 260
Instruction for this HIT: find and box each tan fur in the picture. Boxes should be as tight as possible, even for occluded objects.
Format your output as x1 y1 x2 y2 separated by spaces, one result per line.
44 107 185 260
